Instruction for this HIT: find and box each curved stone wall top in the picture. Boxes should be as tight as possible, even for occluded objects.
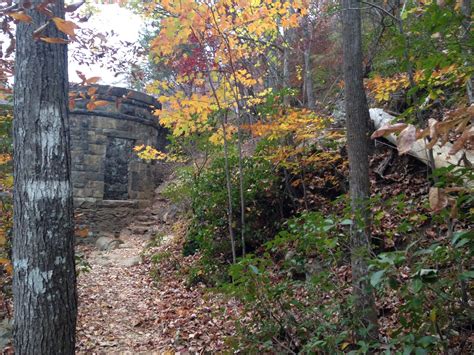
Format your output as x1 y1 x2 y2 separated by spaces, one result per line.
70 84 162 128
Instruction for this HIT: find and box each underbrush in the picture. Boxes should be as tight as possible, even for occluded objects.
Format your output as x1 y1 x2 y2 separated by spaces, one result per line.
165 141 473 353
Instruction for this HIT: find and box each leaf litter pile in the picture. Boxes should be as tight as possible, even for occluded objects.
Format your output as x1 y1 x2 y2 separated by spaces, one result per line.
76 223 242 353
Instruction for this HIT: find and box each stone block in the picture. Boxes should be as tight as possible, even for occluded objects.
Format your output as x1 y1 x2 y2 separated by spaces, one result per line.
88 144 105 156
83 154 102 167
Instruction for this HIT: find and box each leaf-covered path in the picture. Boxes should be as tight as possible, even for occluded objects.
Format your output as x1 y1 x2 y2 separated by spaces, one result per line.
76 192 241 353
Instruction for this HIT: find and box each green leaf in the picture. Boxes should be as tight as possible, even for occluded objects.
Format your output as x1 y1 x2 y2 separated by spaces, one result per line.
415 348 428 355
370 270 385 287
412 278 423 293
417 335 436 348
460 271 474 281
340 219 353 226
452 230 473 248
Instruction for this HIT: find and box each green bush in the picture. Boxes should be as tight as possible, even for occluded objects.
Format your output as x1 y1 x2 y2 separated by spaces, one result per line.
183 152 286 263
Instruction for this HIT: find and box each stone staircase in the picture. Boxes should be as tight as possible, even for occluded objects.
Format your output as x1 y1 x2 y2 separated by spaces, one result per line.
121 184 180 240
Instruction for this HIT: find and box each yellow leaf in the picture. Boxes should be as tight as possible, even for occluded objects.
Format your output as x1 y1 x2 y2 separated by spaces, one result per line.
133 144 145 152
0 153 12 165
52 17 79 37
0 230 6 246
340 342 351 350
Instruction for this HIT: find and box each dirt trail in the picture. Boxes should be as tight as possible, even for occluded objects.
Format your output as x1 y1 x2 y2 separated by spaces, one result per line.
76 188 240 353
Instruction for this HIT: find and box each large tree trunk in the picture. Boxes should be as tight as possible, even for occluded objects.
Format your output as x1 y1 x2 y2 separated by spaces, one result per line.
341 0 379 343
12 1 77 353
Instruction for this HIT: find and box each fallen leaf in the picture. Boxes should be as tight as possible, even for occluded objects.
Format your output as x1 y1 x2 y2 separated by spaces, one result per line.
397 124 416 155
429 187 448 211
371 123 407 139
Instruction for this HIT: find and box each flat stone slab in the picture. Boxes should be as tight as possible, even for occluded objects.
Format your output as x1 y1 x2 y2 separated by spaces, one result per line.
116 256 141 268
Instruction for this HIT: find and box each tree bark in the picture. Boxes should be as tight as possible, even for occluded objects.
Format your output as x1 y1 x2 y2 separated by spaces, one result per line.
461 0 473 104
341 0 379 343
12 1 77 353
303 16 315 109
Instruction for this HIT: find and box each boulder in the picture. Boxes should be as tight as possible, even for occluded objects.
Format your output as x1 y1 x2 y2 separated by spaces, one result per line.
95 237 124 251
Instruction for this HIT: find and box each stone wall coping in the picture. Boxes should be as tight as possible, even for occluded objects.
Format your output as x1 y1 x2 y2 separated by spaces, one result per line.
70 109 163 130
70 84 160 108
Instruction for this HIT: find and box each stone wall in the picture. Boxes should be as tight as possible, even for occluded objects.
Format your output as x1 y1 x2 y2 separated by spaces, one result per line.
70 85 168 238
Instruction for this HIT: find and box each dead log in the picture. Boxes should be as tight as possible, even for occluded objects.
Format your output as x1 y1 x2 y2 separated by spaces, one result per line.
369 108 473 169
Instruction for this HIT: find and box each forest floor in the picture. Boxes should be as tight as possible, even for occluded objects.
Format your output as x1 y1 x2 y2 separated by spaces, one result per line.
75 187 242 353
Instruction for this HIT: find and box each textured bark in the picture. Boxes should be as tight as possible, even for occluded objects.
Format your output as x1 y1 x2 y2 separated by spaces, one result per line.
341 0 379 342
303 16 315 109
461 0 473 104
283 42 291 105
12 1 77 354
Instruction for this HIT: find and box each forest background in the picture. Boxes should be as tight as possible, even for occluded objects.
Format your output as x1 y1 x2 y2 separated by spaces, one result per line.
0 0 473 353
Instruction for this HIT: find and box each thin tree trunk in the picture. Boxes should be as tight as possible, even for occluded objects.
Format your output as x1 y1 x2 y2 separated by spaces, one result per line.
303 16 315 109
461 0 473 104
236 114 246 257
283 40 291 105
12 0 77 353
222 113 237 263
341 0 379 343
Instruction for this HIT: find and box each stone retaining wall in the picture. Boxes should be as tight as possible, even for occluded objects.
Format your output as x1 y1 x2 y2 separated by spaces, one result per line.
70 85 168 238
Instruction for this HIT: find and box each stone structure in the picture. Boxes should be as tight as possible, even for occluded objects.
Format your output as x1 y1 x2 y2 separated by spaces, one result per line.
70 85 168 237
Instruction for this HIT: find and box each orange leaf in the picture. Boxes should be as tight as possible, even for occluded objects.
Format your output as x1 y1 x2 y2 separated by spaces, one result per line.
87 87 98 96
75 227 89 238
93 100 109 107
397 125 416 155
8 11 33 23
86 101 96 111
40 37 70 44
0 257 12 275
52 17 79 37
85 77 101 84
371 123 407 139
